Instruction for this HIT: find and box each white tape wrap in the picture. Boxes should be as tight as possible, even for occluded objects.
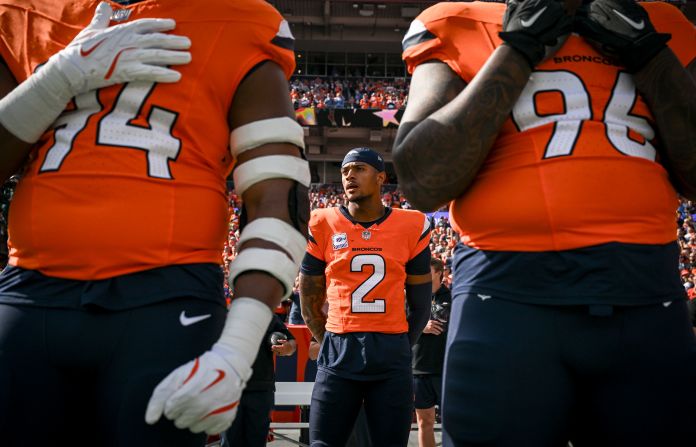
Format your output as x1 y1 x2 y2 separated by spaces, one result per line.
237 218 306 265
228 248 299 299
215 297 273 368
0 63 73 143
229 117 305 158
233 155 310 196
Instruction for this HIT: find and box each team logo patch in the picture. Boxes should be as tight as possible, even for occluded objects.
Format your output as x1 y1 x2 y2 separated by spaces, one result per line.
361 230 371 240
332 233 349 250
111 9 132 22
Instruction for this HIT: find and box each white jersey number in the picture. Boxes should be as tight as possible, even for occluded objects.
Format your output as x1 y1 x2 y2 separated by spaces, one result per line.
350 254 386 313
512 70 655 161
40 81 181 179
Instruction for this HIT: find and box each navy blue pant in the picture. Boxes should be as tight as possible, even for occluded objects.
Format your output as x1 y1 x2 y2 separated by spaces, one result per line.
309 369 413 447
0 298 226 447
442 294 696 447
225 389 274 447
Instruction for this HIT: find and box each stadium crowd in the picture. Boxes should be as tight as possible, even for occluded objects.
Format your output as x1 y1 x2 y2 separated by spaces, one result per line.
289 77 409 110
220 188 696 302
0 182 692 302
678 200 696 299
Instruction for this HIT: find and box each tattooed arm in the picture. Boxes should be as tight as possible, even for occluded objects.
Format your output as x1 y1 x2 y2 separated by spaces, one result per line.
299 272 328 344
633 52 696 201
392 46 532 211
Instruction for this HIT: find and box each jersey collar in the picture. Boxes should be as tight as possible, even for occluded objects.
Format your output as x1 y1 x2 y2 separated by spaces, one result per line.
339 205 392 229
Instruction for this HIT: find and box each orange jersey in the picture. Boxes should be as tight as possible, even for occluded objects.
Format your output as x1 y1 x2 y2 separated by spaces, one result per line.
0 0 295 279
306 206 430 334
403 2 696 252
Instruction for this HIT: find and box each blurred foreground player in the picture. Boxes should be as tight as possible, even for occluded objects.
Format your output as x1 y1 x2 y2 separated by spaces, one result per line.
0 1 309 445
300 147 432 447
395 0 696 445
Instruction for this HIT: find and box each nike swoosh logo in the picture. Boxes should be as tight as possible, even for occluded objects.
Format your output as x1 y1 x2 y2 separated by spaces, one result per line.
80 38 106 57
202 369 226 392
179 311 212 327
104 47 133 80
520 6 547 28
477 294 492 301
612 9 645 30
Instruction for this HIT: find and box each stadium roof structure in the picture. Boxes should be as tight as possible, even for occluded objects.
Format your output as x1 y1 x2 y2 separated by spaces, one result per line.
270 0 696 35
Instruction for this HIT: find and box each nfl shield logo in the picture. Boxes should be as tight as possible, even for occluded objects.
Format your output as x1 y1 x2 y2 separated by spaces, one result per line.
111 9 132 22
361 230 371 240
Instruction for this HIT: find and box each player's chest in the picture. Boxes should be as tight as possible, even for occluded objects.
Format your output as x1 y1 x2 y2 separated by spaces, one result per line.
323 225 411 268
520 35 653 122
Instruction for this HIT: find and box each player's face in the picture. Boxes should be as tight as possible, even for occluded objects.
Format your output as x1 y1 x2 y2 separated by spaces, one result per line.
341 162 384 203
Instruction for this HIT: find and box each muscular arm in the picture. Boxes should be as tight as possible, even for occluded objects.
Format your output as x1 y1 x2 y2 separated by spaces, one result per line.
299 272 328 344
392 46 532 211
0 59 32 183
632 52 696 200
227 60 305 310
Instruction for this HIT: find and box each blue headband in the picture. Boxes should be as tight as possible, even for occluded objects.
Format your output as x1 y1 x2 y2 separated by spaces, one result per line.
341 147 385 172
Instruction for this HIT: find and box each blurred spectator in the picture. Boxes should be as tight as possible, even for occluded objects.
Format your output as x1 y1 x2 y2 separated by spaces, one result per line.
288 277 305 325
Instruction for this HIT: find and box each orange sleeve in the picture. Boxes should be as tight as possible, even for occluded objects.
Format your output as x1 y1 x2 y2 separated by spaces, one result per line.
306 210 326 261
253 6 296 79
410 213 432 261
645 2 696 68
401 3 465 77
401 2 505 83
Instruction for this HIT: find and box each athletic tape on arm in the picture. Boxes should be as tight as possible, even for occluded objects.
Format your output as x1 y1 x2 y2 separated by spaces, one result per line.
233 155 310 196
228 247 299 299
229 117 305 158
237 218 307 265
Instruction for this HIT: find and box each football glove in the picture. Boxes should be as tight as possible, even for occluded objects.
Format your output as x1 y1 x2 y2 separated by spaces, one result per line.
499 0 573 68
145 298 272 435
145 345 249 435
574 0 670 72
53 1 191 95
0 2 191 143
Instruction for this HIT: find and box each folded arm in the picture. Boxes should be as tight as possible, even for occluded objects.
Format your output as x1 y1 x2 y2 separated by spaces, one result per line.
633 53 696 200
392 47 532 211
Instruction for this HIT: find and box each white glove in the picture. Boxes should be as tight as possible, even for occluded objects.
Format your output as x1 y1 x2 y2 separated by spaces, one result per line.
0 1 191 143
145 298 273 435
52 1 192 95
145 345 250 435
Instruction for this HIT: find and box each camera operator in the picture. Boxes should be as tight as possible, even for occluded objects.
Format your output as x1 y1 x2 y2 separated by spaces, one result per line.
411 258 450 447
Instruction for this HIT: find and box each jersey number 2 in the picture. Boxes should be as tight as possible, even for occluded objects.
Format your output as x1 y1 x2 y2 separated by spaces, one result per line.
39 81 181 179
350 254 386 313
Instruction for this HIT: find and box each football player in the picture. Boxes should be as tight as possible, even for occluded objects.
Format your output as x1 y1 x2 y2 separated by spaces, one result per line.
300 147 432 447
0 1 309 445
395 0 696 445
